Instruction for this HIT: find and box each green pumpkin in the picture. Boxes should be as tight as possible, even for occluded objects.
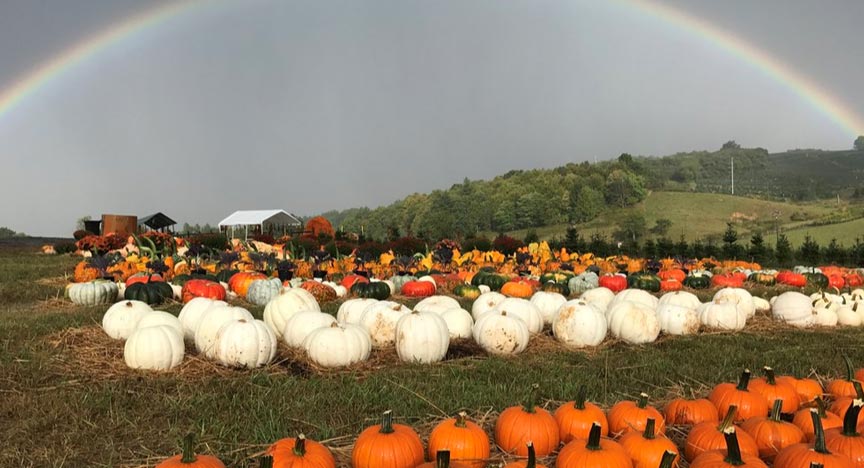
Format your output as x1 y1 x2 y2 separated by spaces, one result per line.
453 284 481 299
67 280 118 306
747 272 776 286
216 269 239 283
568 271 599 295
471 272 507 291
124 282 173 305
539 271 574 285
627 273 661 292
805 272 829 289
351 281 391 300
389 275 418 294
683 274 711 289
541 281 570 296
246 278 283 306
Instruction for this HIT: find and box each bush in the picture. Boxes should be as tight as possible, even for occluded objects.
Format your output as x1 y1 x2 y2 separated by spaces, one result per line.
324 240 356 258
73 230 93 240
252 233 276 245
492 235 524 255
356 241 387 260
187 233 228 251
462 236 492 252
388 237 426 256
54 241 77 254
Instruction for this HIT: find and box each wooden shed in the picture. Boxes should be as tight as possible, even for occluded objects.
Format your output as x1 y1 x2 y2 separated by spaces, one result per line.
138 213 176 233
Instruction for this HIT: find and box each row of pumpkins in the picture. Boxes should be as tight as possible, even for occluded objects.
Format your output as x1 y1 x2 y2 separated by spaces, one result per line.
102 279 864 371
155 365 864 468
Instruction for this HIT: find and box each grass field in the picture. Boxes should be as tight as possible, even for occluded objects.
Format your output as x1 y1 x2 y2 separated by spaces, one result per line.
5 246 864 467
499 191 861 246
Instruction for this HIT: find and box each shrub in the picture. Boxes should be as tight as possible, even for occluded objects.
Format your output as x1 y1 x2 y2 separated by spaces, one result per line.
54 241 77 254
187 233 228 251
356 241 387 260
462 236 492 252
388 237 426 256
73 229 93 240
252 233 276 245
492 235 524 255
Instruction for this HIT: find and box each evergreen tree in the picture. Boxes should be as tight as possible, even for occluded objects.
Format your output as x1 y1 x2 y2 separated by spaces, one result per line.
721 223 742 259
824 238 846 265
564 225 585 252
798 235 821 264
851 238 864 267
656 237 675 258
674 235 690 259
588 232 610 257
523 230 539 244
748 231 769 264
642 238 657 259
775 234 793 265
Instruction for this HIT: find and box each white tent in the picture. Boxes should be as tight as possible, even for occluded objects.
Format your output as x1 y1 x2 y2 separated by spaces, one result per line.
218 210 302 240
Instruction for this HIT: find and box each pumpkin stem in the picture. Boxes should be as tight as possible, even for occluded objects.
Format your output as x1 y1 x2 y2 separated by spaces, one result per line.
574 385 587 410
380 410 395 434
180 433 198 463
658 450 678 468
854 381 864 400
525 441 536 468
435 450 451 468
643 418 656 440
258 455 273 468
586 423 602 451
736 369 752 391
522 384 540 414
811 463 825 468
843 354 856 382
637 392 649 409
815 397 828 418
293 434 307 457
718 405 738 431
769 399 783 422
455 411 468 428
811 409 831 454
721 427 745 466
842 400 863 436
763 366 777 385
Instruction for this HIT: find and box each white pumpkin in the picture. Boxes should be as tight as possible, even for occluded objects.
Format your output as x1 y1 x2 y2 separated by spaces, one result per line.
471 292 506 320
713 288 756 318
607 301 660 344
170 283 183 301
699 299 747 330
68 280 118 306
478 285 491 294
579 287 615 312
282 311 337 348
117 281 126 298
439 308 474 339
414 296 462 314
772 291 816 327
530 291 567 325
553 299 607 347
336 298 379 325
608 289 659 314
359 300 412 348
658 291 701 311
178 298 227 340
837 303 862 326
303 322 371 368
194 306 254 359
753 296 771 314
656 303 699 335
395 311 450 363
323 281 347 298
124 325 184 371
246 278 284 306
135 311 183 336
489 298 544 334
263 288 321 339
214 319 277 368
811 292 842 314
472 310 530 356
813 303 839 327
102 300 153 340
417 275 437 288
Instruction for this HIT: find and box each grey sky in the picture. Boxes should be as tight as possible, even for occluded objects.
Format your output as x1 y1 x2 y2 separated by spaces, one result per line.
1 0 861 236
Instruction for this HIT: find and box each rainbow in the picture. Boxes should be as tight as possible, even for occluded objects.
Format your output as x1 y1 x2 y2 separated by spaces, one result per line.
0 0 210 120
0 0 861 137
618 0 864 137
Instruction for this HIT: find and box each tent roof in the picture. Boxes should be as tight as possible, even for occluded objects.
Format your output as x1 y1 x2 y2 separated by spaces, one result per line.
218 210 302 227
138 212 176 229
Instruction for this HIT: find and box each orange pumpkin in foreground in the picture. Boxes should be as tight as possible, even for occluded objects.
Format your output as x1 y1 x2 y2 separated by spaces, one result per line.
416 450 471 468
428 412 490 468
266 434 336 468
688 427 767 468
155 433 226 468
684 406 759 462
555 423 631 468
793 398 843 442
607 393 665 438
824 400 864 467
554 386 609 443
502 442 547 468
352 410 424 468
739 400 804 462
772 410 854 468
709 369 769 423
664 397 719 426
495 388 560 458
619 418 679 468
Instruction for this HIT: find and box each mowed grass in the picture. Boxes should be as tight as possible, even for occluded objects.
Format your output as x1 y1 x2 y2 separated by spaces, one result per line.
500 191 854 245
784 217 864 246
5 247 864 467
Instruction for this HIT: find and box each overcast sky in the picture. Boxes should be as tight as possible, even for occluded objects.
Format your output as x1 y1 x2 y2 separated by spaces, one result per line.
1 0 862 236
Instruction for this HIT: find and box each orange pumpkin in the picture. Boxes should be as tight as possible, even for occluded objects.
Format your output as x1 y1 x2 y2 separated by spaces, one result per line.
619 418 679 468
352 410 424 468
228 271 267 297
266 434 336 468
831 382 864 427
501 281 535 298
824 400 864 467
494 387 560 457
502 442 547 468
554 386 609 443
181 279 226 304
688 427 767 468
747 367 801 415
428 412 490 468
659 279 683 292
664 397 720 426
416 450 471 468
555 423 631 468
828 356 863 399
773 410 854 468
658 269 686 283
607 393 665 438
155 433 226 468
739 399 805 462
684 406 759 462
73 260 100 283
776 375 824 406
794 398 843 442
709 369 769 422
